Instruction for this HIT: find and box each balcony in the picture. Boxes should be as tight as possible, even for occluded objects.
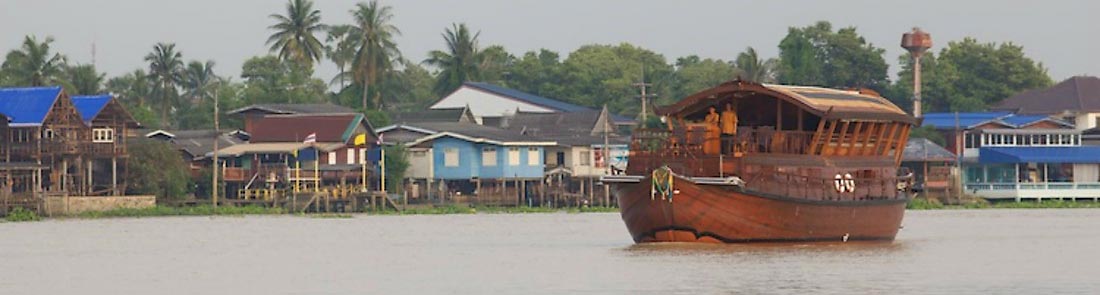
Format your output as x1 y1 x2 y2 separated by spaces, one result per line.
965 182 1100 200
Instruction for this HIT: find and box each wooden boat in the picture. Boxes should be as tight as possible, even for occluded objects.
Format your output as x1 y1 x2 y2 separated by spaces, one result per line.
605 80 917 243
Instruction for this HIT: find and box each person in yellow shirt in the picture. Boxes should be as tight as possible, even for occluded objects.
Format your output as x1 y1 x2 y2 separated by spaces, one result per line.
720 103 738 154
703 107 721 154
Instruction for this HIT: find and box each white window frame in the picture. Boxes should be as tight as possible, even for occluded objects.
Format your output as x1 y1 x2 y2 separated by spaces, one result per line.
578 149 591 166
527 147 539 166
328 151 337 165
482 147 497 166
92 128 114 143
347 149 356 164
359 148 367 164
444 148 459 167
507 147 520 166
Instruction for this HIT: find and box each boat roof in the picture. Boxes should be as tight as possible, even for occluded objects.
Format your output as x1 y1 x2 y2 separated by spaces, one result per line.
657 80 916 123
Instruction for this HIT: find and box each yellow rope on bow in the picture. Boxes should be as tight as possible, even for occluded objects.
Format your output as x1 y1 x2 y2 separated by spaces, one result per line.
651 166 674 202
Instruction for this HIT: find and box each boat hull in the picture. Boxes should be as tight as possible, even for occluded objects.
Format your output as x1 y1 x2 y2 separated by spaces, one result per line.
613 176 907 243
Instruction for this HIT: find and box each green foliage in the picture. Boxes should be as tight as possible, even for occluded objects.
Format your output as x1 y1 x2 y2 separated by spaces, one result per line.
671 55 735 100
425 23 483 96
60 64 104 95
144 42 184 128
893 38 1053 112
347 0 402 110
733 47 776 83
240 55 327 105
267 0 326 67
908 125 946 146
5 207 41 222
126 139 192 201
1 35 67 87
383 145 409 192
77 205 285 218
777 21 889 91
364 109 391 127
906 198 945 209
559 43 675 116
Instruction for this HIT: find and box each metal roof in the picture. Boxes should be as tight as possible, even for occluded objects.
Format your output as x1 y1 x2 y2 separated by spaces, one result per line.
249 114 371 143
227 103 357 115
921 112 1072 130
992 76 1100 114
0 86 62 126
980 146 1100 164
71 94 112 122
902 138 956 162
464 82 591 113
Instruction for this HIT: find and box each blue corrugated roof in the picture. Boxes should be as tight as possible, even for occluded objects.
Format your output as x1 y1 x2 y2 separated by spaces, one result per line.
0 86 62 125
72 94 112 122
980 147 1100 164
921 112 1011 129
998 115 1071 128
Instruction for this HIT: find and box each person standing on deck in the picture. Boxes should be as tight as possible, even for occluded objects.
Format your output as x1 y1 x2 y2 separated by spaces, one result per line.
704 107 721 154
720 103 738 154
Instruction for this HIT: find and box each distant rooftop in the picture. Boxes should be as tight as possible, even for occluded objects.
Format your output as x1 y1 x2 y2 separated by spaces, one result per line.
992 76 1100 115
0 86 62 126
921 112 1071 130
228 103 357 115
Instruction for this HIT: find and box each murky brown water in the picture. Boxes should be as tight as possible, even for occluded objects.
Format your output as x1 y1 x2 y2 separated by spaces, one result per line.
2 210 1099 294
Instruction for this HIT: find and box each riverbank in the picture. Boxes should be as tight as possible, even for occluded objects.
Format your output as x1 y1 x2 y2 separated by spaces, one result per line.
906 198 1100 210
2 204 621 222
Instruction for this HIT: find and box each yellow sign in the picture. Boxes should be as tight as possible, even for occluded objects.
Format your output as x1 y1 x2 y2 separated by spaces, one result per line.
353 133 367 146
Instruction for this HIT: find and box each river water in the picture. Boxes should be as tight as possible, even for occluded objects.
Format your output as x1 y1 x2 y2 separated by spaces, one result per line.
2 209 1099 294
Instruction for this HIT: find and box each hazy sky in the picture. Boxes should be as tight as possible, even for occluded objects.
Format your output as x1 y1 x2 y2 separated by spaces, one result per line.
2 0 1097 85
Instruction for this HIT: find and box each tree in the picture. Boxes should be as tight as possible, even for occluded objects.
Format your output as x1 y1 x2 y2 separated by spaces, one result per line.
106 69 154 107
61 64 104 95
672 55 735 100
889 38 1053 112
478 45 516 84
1 35 67 86
144 42 184 128
504 49 567 100
127 139 191 200
777 21 889 91
559 43 674 116
348 0 402 110
182 60 218 104
267 0 326 67
425 23 482 96
325 24 358 88
733 47 775 82
240 55 326 105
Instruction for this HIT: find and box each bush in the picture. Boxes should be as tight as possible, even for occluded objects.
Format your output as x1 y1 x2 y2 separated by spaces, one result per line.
5 207 41 222
126 139 192 201
907 198 945 210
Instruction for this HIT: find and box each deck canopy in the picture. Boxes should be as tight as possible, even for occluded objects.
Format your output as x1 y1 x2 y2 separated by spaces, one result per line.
657 80 916 124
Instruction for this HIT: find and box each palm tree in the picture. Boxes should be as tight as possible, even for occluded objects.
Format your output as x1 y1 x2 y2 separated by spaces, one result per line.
267 0 326 67
349 0 401 110
144 42 184 128
1 35 67 86
325 24 358 88
106 69 154 107
182 60 218 104
734 47 776 83
61 64 105 95
424 23 481 96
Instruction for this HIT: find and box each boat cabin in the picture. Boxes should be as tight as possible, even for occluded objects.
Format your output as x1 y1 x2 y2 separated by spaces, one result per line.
631 80 917 201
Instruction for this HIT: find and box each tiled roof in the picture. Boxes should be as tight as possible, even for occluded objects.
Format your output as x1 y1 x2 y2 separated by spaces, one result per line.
146 129 246 160
0 86 62 125
227 103 357 115
72 94 112 122
504 110 629 146
992 76 1100 114
390 107 472 124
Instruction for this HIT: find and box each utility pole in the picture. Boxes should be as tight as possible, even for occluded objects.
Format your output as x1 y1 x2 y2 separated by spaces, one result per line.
601 105 612 207
211 85 220 208
632 69 657 123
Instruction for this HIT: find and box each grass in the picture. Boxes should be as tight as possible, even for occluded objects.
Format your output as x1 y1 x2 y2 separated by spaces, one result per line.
4 207 41 222
76 205 285 219
300 213 354 219
907 198 1100 210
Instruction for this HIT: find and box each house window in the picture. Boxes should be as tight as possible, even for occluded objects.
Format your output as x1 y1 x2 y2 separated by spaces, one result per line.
43 129 54 140
527 147 540 166
92 128 115 143
508 147 520 166
359 148 367 164
482 147 497 166
347 149 356 164
578 149 591 166
964 133 980 148
444 148 459 167
328 151 337 165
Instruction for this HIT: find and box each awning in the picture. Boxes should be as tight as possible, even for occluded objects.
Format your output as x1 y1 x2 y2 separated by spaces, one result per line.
980 147 1100 164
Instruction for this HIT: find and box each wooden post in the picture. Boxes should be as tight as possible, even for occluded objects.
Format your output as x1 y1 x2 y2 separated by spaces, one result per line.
111 157 118 196
776 101 783 131
808 119 829 155
844 122 863 156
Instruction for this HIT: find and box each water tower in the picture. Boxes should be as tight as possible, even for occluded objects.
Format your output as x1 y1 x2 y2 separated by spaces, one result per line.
902 27 932 118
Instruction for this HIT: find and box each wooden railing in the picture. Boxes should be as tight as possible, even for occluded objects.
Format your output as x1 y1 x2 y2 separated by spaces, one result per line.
743 171 906 201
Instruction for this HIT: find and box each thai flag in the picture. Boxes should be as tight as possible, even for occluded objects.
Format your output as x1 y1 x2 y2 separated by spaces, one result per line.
376 133 384 145
303 132 317 143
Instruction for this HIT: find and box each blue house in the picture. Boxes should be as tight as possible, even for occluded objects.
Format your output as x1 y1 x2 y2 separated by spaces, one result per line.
403 123 555 205
922 112 1100 201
